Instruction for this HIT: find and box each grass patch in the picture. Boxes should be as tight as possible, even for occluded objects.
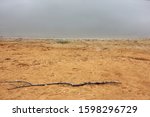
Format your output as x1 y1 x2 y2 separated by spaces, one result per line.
56 39 70 44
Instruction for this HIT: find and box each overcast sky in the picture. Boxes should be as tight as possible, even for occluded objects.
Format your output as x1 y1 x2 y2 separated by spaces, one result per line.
0 0 150 38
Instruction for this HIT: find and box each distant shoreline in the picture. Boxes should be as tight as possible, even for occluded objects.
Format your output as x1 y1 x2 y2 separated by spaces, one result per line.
0 36 150 41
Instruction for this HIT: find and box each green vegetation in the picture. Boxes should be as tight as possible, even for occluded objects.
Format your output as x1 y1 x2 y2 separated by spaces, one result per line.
55 39 70 44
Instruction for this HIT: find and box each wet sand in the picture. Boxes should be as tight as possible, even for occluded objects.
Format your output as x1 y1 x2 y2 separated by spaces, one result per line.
0 38 150 100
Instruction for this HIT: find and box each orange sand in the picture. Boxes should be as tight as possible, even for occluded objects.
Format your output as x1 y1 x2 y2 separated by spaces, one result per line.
0 38 150 100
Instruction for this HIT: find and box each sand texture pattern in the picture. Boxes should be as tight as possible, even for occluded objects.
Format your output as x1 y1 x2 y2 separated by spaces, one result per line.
0 39 150 100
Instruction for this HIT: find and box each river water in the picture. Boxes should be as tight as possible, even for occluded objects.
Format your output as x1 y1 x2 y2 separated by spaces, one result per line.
0 0 150 38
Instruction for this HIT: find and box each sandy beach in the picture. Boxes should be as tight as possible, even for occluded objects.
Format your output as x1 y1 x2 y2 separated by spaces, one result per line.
0 38 150 100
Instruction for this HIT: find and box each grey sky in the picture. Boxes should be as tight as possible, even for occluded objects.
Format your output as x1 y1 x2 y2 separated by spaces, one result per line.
0 0 150 38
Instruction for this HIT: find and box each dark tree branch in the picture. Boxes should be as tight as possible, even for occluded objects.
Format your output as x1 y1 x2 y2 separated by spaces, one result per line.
0 80 121 90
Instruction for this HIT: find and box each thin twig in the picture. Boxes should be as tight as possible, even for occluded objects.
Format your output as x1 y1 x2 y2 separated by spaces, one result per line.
0 80 121 90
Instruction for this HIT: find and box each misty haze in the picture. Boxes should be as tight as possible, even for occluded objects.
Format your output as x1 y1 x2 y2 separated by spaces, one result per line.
1 0 150 101
0 0 150 38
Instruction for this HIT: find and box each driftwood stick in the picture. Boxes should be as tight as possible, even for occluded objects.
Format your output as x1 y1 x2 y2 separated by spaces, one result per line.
0 80 121 90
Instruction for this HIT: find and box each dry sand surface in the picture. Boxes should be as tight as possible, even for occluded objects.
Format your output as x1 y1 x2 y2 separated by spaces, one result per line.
0 38 150 100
